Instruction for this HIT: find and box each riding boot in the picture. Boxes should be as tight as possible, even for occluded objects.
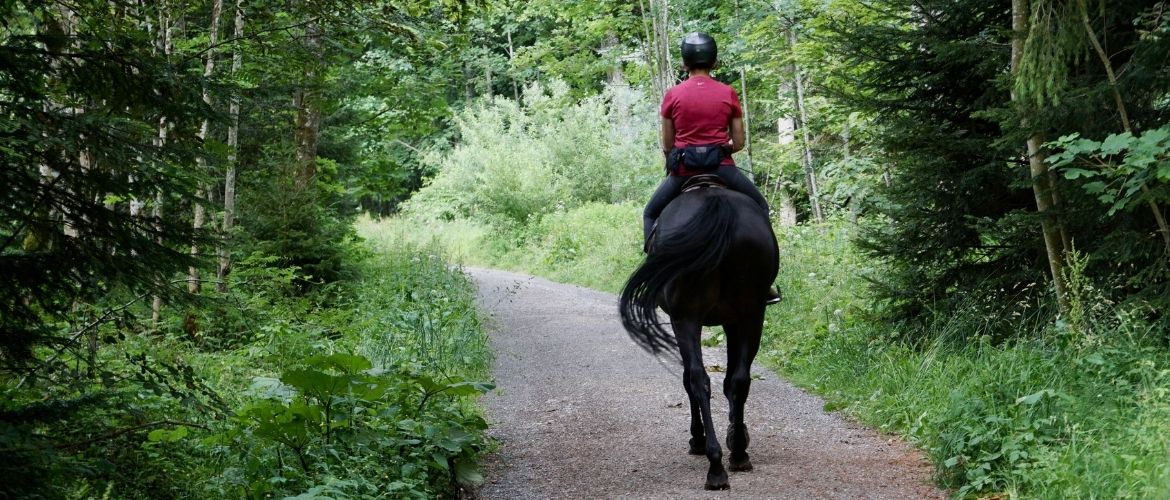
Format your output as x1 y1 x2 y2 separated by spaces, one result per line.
765 286 782 305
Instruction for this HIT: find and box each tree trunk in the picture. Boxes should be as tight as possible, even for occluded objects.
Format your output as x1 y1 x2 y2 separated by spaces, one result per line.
789 29 823 224
507 30 520 100
739 67 754 179
294 19 322 191
463 61 474 100
151 2 173 327
639 0 673 102
190 0 223 295
774 91 798 227
776 188 798 227
843 118 857 224
484 58 494 98
217 0 243 292
1012 0 1070 314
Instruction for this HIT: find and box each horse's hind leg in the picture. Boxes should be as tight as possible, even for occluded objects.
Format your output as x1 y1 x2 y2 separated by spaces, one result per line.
674 318 728 490
686 381 705 455
723 309 764 472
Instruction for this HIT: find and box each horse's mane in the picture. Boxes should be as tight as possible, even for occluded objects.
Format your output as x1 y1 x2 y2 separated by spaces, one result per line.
619 191 738 357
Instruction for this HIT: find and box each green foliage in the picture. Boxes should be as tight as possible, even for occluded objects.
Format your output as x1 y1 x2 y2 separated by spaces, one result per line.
1047 126 1170 215
404 84 660 226
222 353 492 497
806 0 1170 322
760 219 1170 498
509 0 647 94
239 163 363 287
0 0 210 364
2 242 494 498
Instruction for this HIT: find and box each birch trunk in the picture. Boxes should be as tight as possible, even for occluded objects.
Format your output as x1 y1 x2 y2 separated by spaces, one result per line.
190 0 223 295
739 67 754 179
1012 0 1070 314
507 30 520 100
639 0 673 102
789 30 823 223
771 70 796 222
217 0 243 292
151 2 173 326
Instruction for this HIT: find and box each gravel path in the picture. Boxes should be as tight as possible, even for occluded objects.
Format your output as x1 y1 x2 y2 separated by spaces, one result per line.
467 267 945 499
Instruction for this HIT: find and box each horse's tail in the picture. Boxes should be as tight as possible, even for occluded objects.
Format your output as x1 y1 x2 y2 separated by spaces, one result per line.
619 193 737 356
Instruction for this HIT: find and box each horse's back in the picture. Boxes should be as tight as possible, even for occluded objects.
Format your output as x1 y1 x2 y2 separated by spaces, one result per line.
658 188 777 264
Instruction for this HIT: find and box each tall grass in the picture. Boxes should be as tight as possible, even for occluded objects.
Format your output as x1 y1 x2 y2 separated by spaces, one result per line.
765 219 1170 498
353 238 492 379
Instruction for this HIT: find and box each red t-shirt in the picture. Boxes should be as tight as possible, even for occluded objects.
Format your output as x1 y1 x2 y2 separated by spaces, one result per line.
660 75 742 176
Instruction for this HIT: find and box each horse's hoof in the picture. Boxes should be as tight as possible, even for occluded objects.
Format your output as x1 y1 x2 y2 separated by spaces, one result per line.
705 466 730 490
729 454 753 472
689 437 706 455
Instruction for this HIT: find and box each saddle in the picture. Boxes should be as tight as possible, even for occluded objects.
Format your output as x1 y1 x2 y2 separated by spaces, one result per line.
680 174 727 193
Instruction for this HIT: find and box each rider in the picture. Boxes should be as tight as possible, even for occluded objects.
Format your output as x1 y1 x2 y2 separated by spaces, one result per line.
644 32 780 305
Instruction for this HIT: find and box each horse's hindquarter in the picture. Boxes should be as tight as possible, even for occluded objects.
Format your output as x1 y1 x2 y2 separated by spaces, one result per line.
657 189 779 326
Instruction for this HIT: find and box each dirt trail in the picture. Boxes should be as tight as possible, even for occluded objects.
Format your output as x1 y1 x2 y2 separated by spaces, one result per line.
468 267 944 499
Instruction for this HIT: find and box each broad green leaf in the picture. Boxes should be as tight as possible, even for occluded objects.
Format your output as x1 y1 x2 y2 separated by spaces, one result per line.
1141 126 1170 146
350 377 392 401
281 369 352 399
306 353 373 374
1082 181 1107 194
414 374 438 393
454 459 484 485
147 426 189 442
433 451 450 470
1015 389 1054 405
1099 132 1134 155
444 380 495 396
1061 168 1098 180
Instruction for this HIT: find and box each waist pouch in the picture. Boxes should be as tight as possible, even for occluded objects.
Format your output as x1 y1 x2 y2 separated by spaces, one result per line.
667 144 725 174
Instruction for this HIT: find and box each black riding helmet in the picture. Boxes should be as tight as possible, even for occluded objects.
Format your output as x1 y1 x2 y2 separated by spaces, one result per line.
681 32 717 69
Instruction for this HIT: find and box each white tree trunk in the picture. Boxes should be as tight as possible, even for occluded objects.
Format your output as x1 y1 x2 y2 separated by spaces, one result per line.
190 0 223 295
790 30 823 224
217 0 243 292
151 1 174 326
1012 0 1069 313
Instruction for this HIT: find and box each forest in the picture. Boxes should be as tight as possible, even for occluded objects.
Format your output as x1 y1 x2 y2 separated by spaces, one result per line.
3 0 1170 498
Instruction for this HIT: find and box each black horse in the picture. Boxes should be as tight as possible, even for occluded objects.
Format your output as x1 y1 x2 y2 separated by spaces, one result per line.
619 182 779 490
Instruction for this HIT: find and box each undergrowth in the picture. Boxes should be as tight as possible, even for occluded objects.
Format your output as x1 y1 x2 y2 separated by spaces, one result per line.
764 220 1170 499
1 243 493 498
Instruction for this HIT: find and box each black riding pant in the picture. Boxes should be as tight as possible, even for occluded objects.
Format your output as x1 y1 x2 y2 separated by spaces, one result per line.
642 166 770 242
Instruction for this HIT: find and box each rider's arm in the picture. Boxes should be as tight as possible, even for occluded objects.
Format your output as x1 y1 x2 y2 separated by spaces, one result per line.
661 117 676 156
728 117 745 153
